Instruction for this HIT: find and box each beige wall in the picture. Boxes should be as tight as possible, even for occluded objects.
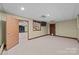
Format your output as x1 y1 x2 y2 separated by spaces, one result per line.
47 24 50 34
0 21 2 46
56 19 77 38
77 16 79 40
29 19 48 39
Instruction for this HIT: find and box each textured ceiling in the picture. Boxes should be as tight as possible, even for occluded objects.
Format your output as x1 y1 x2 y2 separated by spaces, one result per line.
0 3 79 22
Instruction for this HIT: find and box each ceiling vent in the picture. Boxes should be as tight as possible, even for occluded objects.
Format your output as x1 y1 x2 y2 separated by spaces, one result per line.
40 14 50 18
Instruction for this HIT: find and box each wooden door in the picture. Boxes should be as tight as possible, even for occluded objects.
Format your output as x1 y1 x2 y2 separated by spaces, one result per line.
50 24 56 36
6 15 19 50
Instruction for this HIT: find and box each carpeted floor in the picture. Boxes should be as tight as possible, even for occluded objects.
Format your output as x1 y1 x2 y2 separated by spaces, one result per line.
2 35 79 55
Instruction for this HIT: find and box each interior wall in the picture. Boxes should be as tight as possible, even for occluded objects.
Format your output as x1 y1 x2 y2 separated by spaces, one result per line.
77 15 79 40
56 19 77 38
0 21 2 46
0 12 3 46
1 21 6 45
0 12 6 46
29 19 48 39
19 21 28 40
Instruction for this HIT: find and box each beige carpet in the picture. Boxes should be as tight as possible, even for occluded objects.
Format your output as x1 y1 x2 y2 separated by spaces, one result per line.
3 35 79 55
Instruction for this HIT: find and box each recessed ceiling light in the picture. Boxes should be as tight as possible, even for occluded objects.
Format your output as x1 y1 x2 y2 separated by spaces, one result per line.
46 14 50 17
21 7 24 11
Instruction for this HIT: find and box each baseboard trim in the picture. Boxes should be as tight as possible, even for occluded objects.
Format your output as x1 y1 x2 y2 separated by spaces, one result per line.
29 34 49 40
29 34 79 43
0 43 4 55
55 35 77 40
77 39 79 43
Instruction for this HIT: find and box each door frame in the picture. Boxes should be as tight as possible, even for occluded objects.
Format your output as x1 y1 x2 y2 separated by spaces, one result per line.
50 24 56 36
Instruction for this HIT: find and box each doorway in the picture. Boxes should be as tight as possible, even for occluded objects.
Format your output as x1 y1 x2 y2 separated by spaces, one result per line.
50 24 56 36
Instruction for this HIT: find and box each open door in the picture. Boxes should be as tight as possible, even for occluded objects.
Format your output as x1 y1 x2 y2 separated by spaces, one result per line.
50 24 56 36
6 15 19 50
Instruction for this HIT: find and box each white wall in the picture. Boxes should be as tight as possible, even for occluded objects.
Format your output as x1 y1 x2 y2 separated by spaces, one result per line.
29 19 48 39
56 19 77 38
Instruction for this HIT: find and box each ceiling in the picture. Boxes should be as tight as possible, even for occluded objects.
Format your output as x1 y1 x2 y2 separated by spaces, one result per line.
0 3 79 22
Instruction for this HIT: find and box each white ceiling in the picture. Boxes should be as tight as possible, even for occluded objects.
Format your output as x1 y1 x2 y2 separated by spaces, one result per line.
0 3 79 22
